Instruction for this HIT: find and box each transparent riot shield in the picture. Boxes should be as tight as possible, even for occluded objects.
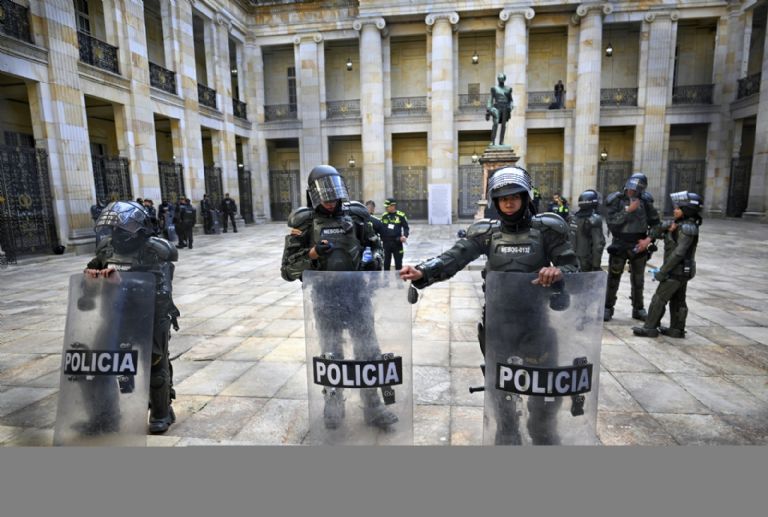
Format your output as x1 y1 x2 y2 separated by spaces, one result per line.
482 271 607 446
53 272 155 446
303 271 413 445
212 210 222 234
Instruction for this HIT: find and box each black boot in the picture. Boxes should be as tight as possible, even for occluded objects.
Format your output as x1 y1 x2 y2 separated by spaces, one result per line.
632 326 659 337
323 388 345 429
603 307 614 322
149 381 174 434
659 327 685 339
632 308 648 321
361 389 398 430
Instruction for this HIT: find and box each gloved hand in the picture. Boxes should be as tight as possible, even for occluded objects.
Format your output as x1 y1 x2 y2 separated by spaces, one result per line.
654 270 668 282
315 240 334 256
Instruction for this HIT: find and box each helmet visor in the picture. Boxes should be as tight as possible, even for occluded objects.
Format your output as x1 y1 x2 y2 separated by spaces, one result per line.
94 201 148 235
308 174 349 207
488 168 532 200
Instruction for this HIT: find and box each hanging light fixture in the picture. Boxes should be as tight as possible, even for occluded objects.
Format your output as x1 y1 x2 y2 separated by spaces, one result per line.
605 42 613 57
348 154 356 168
471 149 479 163
346 57 353 71
231 67 238 75
238 163 244 169
472 50 479 65
600 148 608 161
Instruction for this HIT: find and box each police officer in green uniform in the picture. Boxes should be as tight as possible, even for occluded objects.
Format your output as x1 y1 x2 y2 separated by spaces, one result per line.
379 199 410 271
400 166 579 444
603 173 661 322
280 165 396 430
85 201 180 434
633 191 702 338
569 190 606 272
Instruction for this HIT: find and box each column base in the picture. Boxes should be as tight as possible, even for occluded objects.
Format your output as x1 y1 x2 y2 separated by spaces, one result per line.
741 211 768 221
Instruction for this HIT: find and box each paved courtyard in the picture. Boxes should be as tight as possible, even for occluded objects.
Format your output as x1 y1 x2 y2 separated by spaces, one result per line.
1 218 766 446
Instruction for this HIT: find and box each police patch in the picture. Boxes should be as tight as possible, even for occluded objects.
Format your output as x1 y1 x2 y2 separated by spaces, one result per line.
64 348 139 376
320 227 346 237
313 356 403 388
496 361 593 396
497 244 532 255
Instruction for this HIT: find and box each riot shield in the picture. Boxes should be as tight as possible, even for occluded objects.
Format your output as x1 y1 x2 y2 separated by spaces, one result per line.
212 210 222 234
482 271 606 445
53 272 155 446
303 271 413 445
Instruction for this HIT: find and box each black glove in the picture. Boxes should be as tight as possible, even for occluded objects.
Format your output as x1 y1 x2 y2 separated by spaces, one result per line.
315 240 334 256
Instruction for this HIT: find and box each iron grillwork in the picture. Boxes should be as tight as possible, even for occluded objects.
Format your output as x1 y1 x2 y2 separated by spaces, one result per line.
458 93 490 112
158 161 185 204
737 73 761 100
264 104 298 121
336 167 362 202
391 96 428 115
671 84 713 105
149 62 177 95
458 163 483 218
600 88 638 107
727 156 752 217
197 83 217 109
597 161 633 197
92 155 132 202
326 100 361 119
527 91 559 110
77 31 119 74
0 0 32 42
268 169 301 221
666 160 705 214
204 166 224 208
238 168 254 224
233 98 248 120
393 166 428 219
527 162 564 205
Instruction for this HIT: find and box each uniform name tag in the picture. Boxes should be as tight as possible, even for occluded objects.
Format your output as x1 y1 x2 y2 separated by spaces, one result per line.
64 349 138 376
498 244 532 255
320 228 346 236
496 362 593 396
313 356 403 388
387 224 395 230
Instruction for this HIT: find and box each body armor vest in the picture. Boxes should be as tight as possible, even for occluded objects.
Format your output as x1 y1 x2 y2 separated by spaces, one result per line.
618 197 650 235
312 214 363 272
485 228 548 273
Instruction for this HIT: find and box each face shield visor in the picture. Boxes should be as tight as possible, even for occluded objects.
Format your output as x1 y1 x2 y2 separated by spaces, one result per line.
308 174 349 208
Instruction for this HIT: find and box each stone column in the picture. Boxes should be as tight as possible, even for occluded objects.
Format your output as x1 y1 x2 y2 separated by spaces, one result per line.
570 3 611 199
295 34 324 186
638 12 678 201
745 12 768 218
499 7 535 163
426 12 459 188
244 39 269 221
353 17 387 202
213 13 239 197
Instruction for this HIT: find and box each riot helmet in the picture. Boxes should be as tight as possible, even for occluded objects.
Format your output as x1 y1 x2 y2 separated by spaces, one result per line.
94 201 153 254
670 190 703 220
488 166 533 226
306 165 349 212
578 189 601 211
624 173 648 194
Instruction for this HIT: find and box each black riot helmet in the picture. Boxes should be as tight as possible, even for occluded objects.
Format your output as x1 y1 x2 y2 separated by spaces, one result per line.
578 189 601 210
670 190 703 220
488 166 534 227
306 165 349 211
624 173 648 194
94 201 153 253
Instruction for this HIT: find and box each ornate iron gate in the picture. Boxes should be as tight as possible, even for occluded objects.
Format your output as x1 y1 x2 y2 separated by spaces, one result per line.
269 169 301 221
238 168 254 224
727 156 752 217
666 160 705 214
527 162 564 205
337 167 362 202
158 161 185 204
204 166 224 208
597 161 633 198
393 166 427 219
0 145 58 259
92 155 132 202
458 164 483 218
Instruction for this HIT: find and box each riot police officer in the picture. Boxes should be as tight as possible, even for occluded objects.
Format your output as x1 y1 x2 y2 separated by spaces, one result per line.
220 193 238 233
280 165 395 430
400 166 579 444
201 194 214 234
603 173 661 322
85 201 180 434
633 191 703 339
569 190 606 272
176 198 197 249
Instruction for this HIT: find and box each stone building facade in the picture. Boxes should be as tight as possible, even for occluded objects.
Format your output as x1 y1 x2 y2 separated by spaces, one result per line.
0 0 766 255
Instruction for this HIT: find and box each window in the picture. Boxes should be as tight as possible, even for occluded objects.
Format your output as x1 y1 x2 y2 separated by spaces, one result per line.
74 0 91 34
287 66 297 112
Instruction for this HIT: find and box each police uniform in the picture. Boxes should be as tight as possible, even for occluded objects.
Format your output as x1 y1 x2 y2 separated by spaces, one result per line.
633 191 702 338
87 201 180 434
201 197 214 234
379 201 409 271
569 190 606 272
281 165 395 430
177 201 197 249
220 196 238 233
410 167 579 445
604 174 661 321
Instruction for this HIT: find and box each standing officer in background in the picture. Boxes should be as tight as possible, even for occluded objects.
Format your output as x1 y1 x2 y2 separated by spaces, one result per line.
569 190 606 272
603 173 661 322
379 199 410 271
201 194 214 234
176 197 197 249
220 193 238 233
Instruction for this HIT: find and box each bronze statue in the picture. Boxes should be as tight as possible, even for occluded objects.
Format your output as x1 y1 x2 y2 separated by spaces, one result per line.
486 73 513 146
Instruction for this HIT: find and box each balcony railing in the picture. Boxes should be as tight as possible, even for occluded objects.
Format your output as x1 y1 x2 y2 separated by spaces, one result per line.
737 73 761 100
527 91 562 109
197 83 217 109
233 98 247 120
458 93 490 112
326 99 360 118
672 84 713 105
264 104 297 121
0 0 32 42
391 96 428 115
78 31 119 74
148 62 177 95
600 87 638 107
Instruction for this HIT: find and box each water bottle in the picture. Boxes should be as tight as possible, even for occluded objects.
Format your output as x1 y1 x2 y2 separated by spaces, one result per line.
362 246 372 263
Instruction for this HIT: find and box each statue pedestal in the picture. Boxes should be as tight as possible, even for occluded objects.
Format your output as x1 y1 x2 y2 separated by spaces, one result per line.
474 145 520 220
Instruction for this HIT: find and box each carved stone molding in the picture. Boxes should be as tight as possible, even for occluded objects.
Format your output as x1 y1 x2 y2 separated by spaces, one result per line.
292 33 323 45
644 11 681 23
352 17 386 32
215 13 232 30
425 12 459 33
574 2 613 21
498 7 535 28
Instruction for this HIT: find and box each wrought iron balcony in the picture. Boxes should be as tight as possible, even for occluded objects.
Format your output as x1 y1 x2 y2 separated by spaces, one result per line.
391 96 428 115
737 73 761 99
458 93 490 112
197 83 217 109
264 104 297 121
0 0 32 42
149 62 177 95
600 88 638 107
233 98 247 120
326 99 360 118
671 84 714 105
77 31 119 74
527 91 562 109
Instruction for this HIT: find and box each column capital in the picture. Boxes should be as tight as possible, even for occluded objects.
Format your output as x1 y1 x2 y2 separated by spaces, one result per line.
353 17 386 32
643 11 680 24
573 3 613 22
215 12 232 31
498 7 535 28
425 12 460 33
292 33 323 45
